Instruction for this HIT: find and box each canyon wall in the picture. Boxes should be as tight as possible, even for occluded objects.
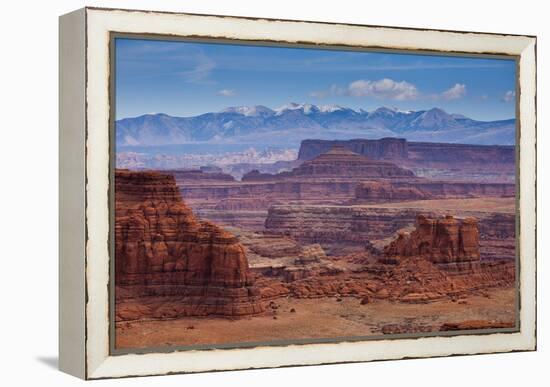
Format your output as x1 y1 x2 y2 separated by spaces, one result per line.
407 142 514 164
355 181 515 203
297 139 515 182
181 178 514 210
264 205 419 246
264 204 516 259
177 144 514 214
181 180 357 206
115 169 264 319
298 138 514 164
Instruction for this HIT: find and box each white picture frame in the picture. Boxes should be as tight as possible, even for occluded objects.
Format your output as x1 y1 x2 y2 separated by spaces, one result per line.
59 7 536 379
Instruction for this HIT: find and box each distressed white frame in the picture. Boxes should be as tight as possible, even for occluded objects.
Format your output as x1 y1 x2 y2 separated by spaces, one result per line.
62 7 537 379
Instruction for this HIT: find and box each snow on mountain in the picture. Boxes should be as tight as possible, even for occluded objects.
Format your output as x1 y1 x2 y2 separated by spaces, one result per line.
116 104 515 147
408 107 461 131
275 102 320 115
319 104 346 113
221 105 274 117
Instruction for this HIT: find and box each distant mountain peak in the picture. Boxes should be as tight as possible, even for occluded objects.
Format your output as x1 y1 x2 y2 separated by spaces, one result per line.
274 102 320 115
319 104 346 113
370 106 399 116
221 105 274 117
116 103 515 147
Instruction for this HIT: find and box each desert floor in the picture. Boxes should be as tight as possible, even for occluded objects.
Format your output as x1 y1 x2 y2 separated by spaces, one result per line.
115 287 515 350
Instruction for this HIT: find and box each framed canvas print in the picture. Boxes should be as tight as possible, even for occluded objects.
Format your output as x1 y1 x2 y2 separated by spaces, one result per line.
59 7 537 379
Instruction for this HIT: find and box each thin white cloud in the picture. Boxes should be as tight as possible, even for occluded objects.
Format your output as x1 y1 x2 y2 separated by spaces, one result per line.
217 89 236 97
178 53 216 84
441 83 467 100
309 84 344 99
311 79 469 102
501 90 516 102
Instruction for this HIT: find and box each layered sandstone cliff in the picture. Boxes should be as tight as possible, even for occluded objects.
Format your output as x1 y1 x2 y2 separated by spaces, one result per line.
298 138 514 165
384 214 480 265
115 169 264 319
258 212 513 304
297 139 515 182
263 202 516 259
355 181 514 203
354 181 430 202
264 205 419 247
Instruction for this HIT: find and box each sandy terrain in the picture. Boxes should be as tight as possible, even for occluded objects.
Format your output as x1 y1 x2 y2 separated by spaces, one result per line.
115 288 515 350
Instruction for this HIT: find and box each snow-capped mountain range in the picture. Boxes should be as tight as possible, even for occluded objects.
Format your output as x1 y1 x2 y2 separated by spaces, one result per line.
116 103 515 147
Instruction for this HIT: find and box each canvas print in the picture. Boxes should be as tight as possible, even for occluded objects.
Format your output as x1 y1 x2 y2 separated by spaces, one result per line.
113 37 518 351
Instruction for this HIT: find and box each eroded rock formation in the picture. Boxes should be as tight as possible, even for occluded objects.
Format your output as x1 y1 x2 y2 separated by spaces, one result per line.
115 169 264 319
264 204 515 256
258 253 514 304
384 215 480 265
264 205 419 249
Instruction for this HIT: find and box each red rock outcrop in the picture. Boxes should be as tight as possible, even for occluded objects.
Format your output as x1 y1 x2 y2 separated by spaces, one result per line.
384 214 480 265
257 253 514 304
115 169 264 319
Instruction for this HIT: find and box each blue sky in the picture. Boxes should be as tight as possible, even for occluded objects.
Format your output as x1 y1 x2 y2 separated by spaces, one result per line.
115 37 517 121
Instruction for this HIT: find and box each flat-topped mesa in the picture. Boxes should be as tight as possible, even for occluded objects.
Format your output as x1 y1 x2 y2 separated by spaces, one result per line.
243 146 414 181
114 169 264 318
298 138 409 161
384 214 480 267
292 145 415 178
298 138 514 164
